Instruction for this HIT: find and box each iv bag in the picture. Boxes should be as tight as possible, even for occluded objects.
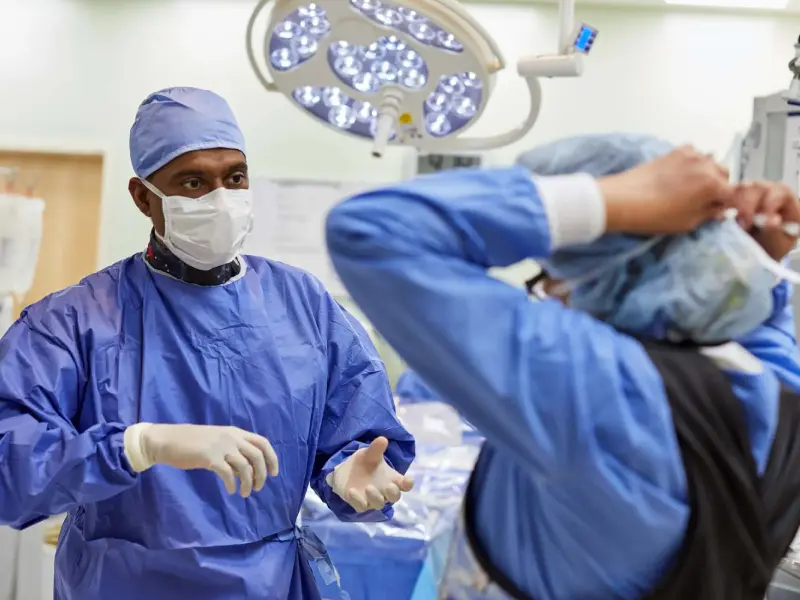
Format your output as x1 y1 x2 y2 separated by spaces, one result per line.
0 193 45 295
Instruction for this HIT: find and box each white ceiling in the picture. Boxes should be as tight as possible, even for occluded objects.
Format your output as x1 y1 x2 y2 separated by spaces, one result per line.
465 0 800 16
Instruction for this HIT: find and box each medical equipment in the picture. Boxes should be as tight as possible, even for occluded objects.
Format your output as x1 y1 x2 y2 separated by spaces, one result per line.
736 37 800 195
246 0 597 157
772 558 800 599
415 151 482 175
740 91 800 196
785 35 800 107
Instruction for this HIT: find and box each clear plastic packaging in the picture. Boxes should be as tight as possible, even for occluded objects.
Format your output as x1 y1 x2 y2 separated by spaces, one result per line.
0 193 45 295
301 402 483 600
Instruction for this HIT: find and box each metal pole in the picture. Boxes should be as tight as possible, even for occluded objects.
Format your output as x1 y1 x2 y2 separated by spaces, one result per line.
558 0 576 54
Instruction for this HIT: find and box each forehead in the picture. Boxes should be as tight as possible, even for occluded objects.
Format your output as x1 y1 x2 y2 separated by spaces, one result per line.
154 148 247 180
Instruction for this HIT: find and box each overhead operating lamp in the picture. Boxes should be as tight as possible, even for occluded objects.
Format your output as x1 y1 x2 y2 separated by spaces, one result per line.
247 0 598 157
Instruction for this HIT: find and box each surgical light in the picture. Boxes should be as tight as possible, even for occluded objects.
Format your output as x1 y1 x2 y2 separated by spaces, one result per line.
247 0 597 157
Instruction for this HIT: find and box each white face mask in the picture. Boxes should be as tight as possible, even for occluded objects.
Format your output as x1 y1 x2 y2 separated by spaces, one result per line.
140 180 253 271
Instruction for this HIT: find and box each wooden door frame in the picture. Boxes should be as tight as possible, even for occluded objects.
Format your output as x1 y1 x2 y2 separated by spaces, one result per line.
0 146 107 310
0 138 110 272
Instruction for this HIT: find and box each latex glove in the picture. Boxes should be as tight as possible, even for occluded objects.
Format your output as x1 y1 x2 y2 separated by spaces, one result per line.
326 437 414 512
124 423 279 498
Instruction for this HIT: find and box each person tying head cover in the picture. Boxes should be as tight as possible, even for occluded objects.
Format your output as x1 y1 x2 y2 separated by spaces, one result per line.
326 134 800 600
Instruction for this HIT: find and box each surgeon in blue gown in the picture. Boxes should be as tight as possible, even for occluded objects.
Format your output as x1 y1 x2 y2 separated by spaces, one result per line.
326 135 800 599
0 87 414 600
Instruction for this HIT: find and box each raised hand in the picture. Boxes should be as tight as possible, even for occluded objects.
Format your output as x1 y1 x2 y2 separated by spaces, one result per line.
327 437 414 512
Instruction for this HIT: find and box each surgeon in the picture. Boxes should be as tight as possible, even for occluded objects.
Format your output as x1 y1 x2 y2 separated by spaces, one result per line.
0 87 415 600
326 134 800 599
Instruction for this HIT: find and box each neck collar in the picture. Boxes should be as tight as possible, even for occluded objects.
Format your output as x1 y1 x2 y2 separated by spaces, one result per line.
145 230 241 286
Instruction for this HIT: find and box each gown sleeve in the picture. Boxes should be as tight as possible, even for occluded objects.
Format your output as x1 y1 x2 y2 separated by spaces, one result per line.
737 279 800 392
324 167 686 495
0 310 137 529
311 299 416 522
395 370 439 402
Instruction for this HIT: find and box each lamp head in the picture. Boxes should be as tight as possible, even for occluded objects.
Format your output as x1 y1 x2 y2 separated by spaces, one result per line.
261 0 498 153
247 0 596 155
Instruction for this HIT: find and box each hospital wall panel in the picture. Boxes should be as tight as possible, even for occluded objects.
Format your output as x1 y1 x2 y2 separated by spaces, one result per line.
0 0 796 271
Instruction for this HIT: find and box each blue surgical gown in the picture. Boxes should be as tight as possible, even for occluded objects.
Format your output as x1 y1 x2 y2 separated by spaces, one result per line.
0 254 414 600
395 370 439 403
325 167 800 600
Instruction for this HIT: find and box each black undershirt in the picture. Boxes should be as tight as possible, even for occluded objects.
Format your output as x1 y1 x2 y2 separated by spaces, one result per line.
144 230 241 286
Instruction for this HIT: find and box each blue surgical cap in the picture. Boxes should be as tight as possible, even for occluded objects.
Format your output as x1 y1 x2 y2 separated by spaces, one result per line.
517 134 677 333
130 87 246 179
516 133 674 283
517 133 673 178
518 134 779 342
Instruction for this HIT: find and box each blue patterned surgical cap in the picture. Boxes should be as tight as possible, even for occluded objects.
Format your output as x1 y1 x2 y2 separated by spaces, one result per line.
516 133 674 283
130 87 246 179
517 133 673 180
517 134 676 332
518 134 782 342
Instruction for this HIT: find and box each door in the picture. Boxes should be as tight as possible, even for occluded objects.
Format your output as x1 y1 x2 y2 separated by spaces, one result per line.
0 151 103 315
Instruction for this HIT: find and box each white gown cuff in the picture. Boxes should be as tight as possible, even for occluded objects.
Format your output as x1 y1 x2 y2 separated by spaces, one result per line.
123 423 155 473
532 173 606 250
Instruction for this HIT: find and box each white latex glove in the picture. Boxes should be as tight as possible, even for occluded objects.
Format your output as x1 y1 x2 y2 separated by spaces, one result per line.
124 423 279 498
326 437 414 513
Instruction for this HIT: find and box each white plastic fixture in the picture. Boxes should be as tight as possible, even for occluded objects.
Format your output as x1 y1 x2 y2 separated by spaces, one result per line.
247 0 597 157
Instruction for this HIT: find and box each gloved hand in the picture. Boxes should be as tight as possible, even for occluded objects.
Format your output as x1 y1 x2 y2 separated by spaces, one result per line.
327 437 414 512
124 423 279 498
